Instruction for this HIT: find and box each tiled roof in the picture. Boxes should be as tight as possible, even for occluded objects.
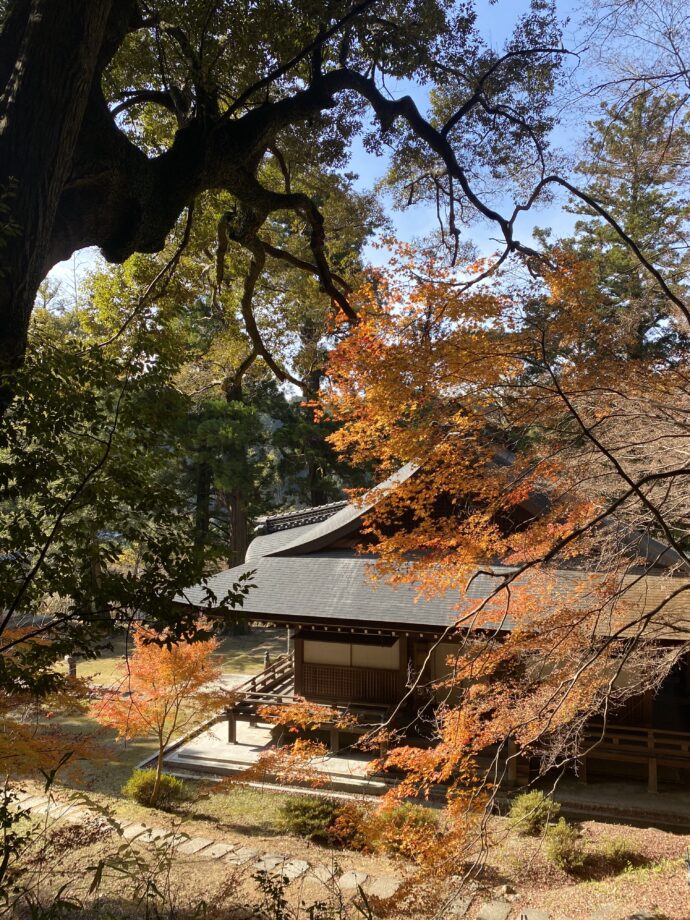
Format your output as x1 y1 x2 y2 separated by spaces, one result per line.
176 553 690 640
178 552 486 630
176 461 690 639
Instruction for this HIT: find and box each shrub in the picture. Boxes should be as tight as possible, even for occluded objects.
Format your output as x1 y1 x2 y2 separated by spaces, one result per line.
508 790 560 836
545 818 586 873
329 801 369 851
122 769 190 808
598 836 638 873
369 803 440 860
278 796 340 842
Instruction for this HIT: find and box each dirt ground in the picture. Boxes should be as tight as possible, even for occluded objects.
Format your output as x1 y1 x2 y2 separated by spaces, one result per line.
12 779 690 920
476 816 690 920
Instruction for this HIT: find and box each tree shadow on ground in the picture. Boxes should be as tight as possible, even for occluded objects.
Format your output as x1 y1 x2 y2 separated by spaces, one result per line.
576 848 652 881
179 809 285 837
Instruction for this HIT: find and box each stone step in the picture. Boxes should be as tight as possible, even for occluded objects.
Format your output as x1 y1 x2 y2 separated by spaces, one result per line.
338 870 370 892
204 841 237 859
138 826 171 844
444 895 472 917
311 864 339 885
280 859 310 881
20 796 49 812
47 803 79 820
224 845 258 865
27 798 55 815
253 854 285 874
476 902 512 920
363 876 400 900
177 836 214 856
122 822 150 841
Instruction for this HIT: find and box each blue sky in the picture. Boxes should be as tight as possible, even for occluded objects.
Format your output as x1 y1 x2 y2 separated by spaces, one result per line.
348 0 595 263
51 0 594 287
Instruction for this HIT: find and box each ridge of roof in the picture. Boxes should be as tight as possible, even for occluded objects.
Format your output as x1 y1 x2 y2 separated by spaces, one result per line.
254 500 348 534
268 462 419 558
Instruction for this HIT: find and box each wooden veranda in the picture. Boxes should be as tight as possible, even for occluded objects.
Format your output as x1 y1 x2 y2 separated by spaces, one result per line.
225 653 395 752
582 721 690 793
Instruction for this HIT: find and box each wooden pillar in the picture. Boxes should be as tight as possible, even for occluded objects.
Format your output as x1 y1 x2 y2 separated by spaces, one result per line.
227 710 237 744
329 727 339 752
396 635 408 699
648 757 658 793
294 637 304 696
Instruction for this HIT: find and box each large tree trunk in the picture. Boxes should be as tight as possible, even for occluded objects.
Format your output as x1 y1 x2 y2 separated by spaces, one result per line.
194 459 212 550
0 0 117 394
0 5 361 398
228 491 248 567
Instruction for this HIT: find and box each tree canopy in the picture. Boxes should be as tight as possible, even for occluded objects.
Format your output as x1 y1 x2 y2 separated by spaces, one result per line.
0 0 569 384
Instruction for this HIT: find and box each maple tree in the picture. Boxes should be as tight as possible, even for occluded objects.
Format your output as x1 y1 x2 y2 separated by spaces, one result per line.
89 624 224 804
321 243 689 850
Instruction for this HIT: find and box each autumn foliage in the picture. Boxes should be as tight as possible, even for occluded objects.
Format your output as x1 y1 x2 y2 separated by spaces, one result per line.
0 625 102 781
257 698 358 732
321 243 690 803
89 624 223 804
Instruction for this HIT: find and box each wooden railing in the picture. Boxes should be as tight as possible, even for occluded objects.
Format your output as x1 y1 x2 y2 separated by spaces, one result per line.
302 662 399 704
226 654 294 743
583 722 690 792
239 654 293 697
585 723 690 756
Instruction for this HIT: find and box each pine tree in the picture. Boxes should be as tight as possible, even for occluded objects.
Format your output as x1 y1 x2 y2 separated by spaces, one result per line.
566 92 690 358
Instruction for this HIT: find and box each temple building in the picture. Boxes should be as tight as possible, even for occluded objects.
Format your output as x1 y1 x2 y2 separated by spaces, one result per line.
177 463 690 794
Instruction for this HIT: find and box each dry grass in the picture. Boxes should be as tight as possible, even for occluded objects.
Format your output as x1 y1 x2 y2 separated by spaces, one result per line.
55 625 287 686
477 815 690 920
13 779 690 919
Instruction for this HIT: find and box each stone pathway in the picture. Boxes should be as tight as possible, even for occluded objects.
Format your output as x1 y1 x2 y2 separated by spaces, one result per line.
10 789 651 919
11 788 400 903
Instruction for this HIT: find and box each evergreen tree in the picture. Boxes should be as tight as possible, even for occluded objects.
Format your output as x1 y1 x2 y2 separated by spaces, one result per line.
565 91 690 358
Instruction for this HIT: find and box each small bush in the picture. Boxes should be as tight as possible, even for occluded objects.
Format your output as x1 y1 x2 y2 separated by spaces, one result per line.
278 796 340 842
508 790 560 836
369 803 440 860
598 836 638 873
329 801 369 851
545 818 586 873
122 769 189 808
